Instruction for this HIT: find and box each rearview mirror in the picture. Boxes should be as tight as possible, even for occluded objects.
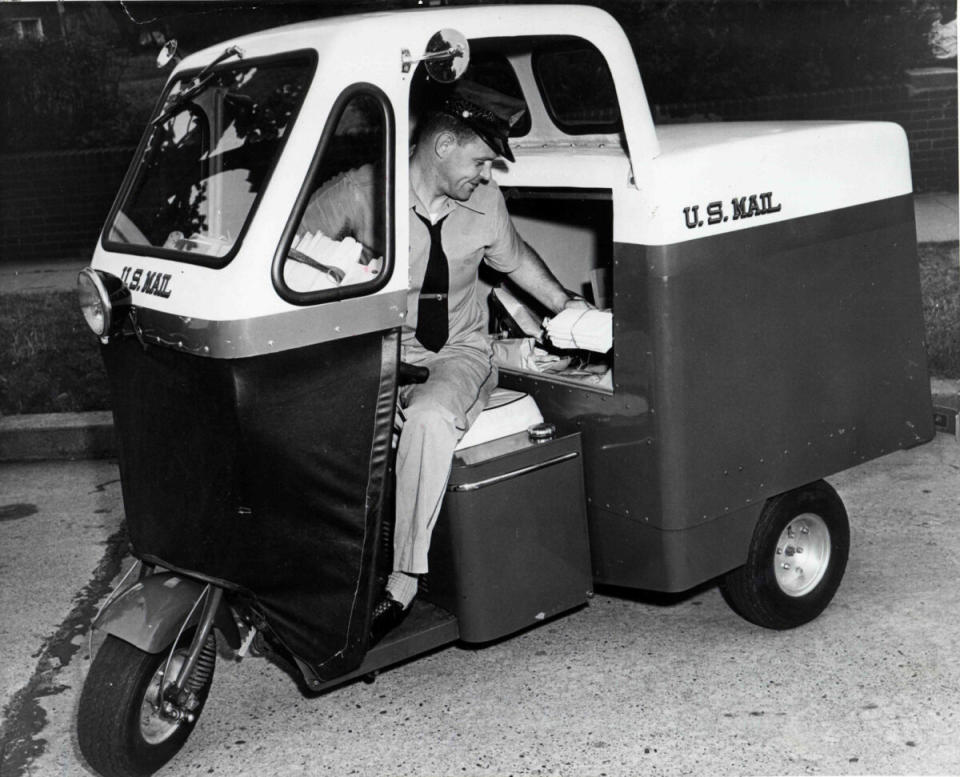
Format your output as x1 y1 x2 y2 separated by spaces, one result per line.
402 28 470 83
156 39 179 69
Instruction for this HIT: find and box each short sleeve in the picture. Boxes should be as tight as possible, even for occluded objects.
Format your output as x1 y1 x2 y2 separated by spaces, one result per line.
297 165 381 252
298 173 355 242
482 186 524 274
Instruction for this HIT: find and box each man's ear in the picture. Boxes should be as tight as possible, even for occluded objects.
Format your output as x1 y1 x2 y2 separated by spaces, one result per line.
433 130 457 159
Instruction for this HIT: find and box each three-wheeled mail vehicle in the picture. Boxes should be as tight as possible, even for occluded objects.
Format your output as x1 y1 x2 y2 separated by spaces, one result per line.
75 5 935 776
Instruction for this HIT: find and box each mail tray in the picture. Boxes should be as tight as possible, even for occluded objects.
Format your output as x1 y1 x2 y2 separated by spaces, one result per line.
425 430 591 643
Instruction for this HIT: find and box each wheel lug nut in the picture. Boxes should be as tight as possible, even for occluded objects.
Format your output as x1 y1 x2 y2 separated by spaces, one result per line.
782 563 791 570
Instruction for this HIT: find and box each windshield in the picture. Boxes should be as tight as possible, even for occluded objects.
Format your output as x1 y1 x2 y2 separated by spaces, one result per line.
105 53 314 265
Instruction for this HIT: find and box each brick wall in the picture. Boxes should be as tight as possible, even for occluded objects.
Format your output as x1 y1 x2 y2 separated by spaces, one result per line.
0 146 134 263
653 69 958 193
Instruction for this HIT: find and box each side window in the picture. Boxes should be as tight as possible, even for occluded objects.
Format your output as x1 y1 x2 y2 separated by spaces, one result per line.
533 42 621 134
280 89 391 297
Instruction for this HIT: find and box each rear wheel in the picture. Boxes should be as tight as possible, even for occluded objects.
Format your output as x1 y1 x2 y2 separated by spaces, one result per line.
720 480 849 629
78 633 215 777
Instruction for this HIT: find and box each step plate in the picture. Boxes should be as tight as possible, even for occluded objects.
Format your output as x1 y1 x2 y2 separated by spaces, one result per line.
306 599 459 692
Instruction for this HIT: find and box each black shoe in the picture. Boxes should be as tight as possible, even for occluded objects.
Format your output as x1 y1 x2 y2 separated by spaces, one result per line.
369 594 410 646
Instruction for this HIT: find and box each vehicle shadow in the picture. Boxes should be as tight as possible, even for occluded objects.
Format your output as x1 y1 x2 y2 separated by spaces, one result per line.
594 578 719 608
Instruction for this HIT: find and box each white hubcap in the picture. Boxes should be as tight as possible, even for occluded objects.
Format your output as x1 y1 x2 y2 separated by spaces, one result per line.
774 513 831 597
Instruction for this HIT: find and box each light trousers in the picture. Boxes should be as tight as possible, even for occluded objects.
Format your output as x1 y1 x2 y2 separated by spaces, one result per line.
393 339 497 574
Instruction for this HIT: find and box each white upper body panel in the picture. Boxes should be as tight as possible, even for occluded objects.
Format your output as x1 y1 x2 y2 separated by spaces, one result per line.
621 120 913 246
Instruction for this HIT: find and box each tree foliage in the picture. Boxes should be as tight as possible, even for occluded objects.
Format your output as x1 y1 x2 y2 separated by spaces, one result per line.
0 0 948 153
603 0 945 104
0 33 146 153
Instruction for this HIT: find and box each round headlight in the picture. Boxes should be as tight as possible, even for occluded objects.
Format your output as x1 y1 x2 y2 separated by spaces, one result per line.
77 268 131 339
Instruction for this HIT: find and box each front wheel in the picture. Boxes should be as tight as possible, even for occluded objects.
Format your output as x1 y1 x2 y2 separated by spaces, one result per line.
720 480 849 629
78 633 215 777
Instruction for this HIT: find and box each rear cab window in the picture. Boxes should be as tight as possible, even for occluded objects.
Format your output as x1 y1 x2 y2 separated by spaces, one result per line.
533 40 621 134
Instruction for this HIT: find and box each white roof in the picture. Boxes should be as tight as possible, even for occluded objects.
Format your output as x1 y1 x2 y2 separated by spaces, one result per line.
175 4 659 162
181 4 626 71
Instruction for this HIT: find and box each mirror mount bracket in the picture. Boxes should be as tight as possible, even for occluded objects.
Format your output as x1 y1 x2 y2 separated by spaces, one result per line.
401 29 470 82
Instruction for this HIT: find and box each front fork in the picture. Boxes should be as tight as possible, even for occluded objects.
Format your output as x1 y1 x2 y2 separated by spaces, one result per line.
93 561 244 721
158 584 223 723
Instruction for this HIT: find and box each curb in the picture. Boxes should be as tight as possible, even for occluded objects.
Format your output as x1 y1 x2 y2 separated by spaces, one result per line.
0 411 116 462
931 378 960 409
1 379 958 463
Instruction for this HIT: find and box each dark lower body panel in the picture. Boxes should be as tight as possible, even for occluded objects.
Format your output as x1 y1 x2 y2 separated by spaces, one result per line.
507 194 933 592
102 330 398 681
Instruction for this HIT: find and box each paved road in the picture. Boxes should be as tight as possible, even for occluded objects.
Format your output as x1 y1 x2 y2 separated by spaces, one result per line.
1 435 959 777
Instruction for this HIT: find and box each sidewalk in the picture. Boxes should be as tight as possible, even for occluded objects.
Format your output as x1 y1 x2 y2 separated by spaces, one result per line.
0 256 89 296
914 191 960 242
0 192 957 461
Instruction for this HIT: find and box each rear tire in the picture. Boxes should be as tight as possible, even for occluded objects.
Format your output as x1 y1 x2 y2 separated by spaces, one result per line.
78 633 215 777
720 480 849 629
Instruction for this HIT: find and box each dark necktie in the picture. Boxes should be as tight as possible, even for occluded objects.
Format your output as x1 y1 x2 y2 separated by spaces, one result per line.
414 212 449 352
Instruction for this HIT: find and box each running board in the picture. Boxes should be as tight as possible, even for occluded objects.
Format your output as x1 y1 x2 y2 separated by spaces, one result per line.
303 599 459 693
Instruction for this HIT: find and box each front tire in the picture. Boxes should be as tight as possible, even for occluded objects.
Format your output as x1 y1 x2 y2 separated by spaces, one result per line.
720 480 849 629
78 633 215 777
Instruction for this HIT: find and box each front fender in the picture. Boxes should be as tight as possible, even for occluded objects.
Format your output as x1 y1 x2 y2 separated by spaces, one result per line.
95 572 240 653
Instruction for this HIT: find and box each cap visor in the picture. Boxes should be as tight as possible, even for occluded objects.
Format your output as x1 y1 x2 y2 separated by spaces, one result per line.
475 129 514 163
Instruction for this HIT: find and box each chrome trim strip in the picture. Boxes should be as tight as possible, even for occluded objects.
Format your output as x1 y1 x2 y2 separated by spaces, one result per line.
447 451 579 492
129 289 406 359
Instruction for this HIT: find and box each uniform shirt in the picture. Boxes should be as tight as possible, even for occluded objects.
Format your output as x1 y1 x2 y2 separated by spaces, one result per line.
407 176 524 350
298 164 525 350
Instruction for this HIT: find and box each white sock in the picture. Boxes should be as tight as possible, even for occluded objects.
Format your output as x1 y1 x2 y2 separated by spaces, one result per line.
386 571 418 609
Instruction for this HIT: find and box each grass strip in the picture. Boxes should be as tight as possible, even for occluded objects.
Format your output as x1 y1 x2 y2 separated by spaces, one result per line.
918 242 960 379
0 291 110 415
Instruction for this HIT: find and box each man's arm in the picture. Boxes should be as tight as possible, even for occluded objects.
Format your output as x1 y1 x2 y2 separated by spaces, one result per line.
298 173 355 241
504 241 590 314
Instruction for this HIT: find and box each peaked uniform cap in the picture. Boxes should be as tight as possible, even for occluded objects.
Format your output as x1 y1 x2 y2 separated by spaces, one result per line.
440 79 526 162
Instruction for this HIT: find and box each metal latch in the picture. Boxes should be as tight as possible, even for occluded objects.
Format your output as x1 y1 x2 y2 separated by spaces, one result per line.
933 405 958 437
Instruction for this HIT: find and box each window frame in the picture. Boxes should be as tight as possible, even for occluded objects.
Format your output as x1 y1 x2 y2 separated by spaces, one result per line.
100 49 318 269
272 82 396 306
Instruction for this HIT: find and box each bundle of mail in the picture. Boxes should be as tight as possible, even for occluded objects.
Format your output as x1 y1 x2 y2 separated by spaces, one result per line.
544 307 613 353
284 232 381 291
490 285 612 354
